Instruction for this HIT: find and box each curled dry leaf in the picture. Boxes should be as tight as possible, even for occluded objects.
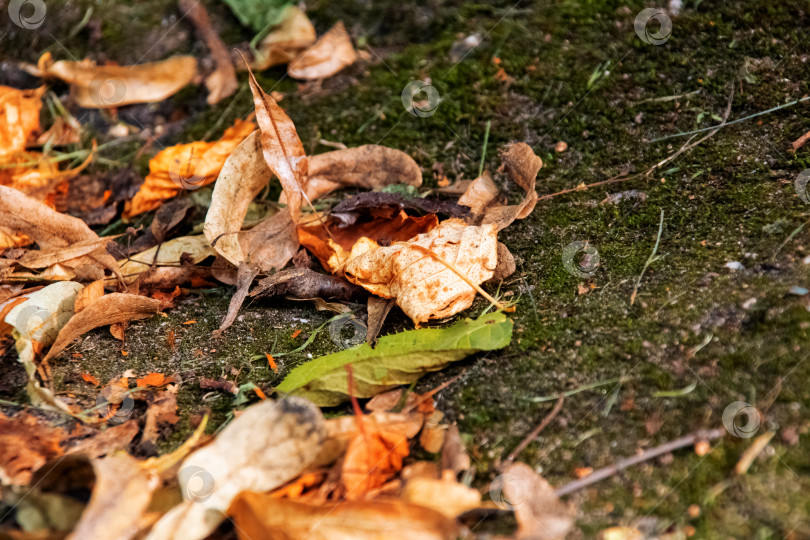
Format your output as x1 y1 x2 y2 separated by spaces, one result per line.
115 235 215 286
291 144 423 204
178 0 238 105
229 493 459 540
4 281 84 412
73 279 104 313
36 52 198 109
124 119 255 217
67 454 158 540
246 64 308 222
250 267 365 302
342 218 498 324
252 6 316 70
0 85 45 157
401 476 480 518
43 293 162 362
288 21 358 80
329 192 467 225
462 142 542 231
0 186 120 277
146 398 325 540
499 462 573 540
0 412 65 485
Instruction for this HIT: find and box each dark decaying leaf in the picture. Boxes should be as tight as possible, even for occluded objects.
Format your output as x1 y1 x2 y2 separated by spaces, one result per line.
329 191 469 226
214 262 260 335
366 296 395 346
250 267 366 301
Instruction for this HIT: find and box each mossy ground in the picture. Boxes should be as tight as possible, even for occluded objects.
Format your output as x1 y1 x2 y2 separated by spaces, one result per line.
3 0 810 537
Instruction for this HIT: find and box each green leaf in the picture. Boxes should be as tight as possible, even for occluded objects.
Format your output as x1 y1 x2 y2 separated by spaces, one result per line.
221 0 292 37
276 312 513 406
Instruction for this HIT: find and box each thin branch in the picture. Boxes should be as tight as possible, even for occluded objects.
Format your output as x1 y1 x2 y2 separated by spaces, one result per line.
503 395 565 466
554 427 726 497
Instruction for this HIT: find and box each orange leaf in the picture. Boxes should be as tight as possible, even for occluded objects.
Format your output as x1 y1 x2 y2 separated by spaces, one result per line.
123 119 255 217
265 353 278 373
341 418 410 499
291 329 301 339
182 320 197 325
136 372 174 388
0 85 45 158
81 372 100 386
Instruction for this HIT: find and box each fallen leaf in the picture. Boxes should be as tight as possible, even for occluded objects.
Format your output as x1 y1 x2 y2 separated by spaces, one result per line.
223 0 292 36
64 420 140 458
179 0 238 105
151 198 195 244
136 372 175 388
341 218 498 324
4 281 84 412
73 279 104 313
0 85 45 157
402 476 480 518
0 412 65 485
81 372 100 386
440 424 470 475
67 454 158 540
342 418 410 498
229 492 459 540
288 22 358 80
115 235 215 286
252 6 316 70
246 63 308 222
124 119 256 217
298 210 438 273
140 388 180 452
0 185 120 276
36 52 198 108
295 145 423 204
475 143 542 231
276 311 512 406
250 267 366 301
498 462 573 540
329 192 466 224
366 296 395 346
457 171 500 217
419 410 447 453
146 397 325 540
199 377 239 394
43 293 162 362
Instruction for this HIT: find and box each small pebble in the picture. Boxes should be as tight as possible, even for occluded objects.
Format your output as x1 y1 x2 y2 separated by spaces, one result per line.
555 141 568 152
724 261 744 271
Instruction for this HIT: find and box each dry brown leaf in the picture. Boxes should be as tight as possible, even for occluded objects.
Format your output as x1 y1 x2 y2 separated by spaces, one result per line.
401 475 480 518
36 52 198 108
419 410 447 453
0 85 45 157
290 144 423 204
116 235 214 286
298 210 438 273
252 6 316 70
229 492 459 540
0 186 119 276
43 293 162 362
140 388 180 452
124 119 255 217
146 398 325 540
250 267 365 302
246 64 308 222
64 420 139 458
440 424 470 475
366 296 395 346
36 114 81 146
9 237 112 269
0 412 64 485
73 279 104 313
499 462 573 540
288 21 358 80
477 143 542 230
204 130 268 267
342 218 498 324
178 0 237 105
67 455 158 540
458 171 500 217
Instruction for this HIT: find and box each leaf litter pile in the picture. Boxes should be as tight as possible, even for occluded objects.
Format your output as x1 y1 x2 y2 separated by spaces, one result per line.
0 2 718 539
